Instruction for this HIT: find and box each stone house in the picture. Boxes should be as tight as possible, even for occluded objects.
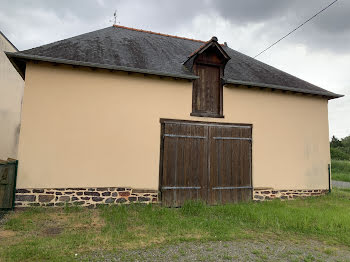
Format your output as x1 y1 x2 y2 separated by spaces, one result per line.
6 25 342 207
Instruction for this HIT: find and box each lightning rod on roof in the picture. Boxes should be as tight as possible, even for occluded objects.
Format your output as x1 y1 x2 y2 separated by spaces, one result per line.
109 10 120 25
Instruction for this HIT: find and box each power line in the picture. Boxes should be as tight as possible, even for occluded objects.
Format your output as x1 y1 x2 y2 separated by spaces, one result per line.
254 0 339 58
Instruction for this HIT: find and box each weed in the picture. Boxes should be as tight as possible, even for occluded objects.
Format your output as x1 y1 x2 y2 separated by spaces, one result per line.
181 200 206 216
252 249 262 255
323 248 336 255
221 254 233 260
1 189 350 261
332 160 350 182
303 254 316 262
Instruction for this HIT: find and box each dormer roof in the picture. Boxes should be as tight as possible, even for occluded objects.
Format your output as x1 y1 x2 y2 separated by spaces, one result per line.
183 36 230 72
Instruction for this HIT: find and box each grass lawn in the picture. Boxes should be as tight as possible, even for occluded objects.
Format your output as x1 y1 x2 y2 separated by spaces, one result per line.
0 188 350 261
332 160 350 182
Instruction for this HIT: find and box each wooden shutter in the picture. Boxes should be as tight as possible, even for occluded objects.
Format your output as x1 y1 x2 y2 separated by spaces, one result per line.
191 46 226 118
192 64 221 116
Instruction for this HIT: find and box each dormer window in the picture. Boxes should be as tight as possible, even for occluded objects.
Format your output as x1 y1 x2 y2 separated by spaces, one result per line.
185 37 230 118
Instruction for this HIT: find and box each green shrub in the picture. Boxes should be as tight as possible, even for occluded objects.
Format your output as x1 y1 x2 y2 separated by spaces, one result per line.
331 160 350 182
332 160 350 173
330 147 350 160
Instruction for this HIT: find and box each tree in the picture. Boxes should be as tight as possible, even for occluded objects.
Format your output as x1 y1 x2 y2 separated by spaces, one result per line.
341 136 350 147
341 136 350 154
330 135 342 148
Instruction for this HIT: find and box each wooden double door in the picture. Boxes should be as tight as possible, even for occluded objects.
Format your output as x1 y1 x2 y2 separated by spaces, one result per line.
159 119 252 206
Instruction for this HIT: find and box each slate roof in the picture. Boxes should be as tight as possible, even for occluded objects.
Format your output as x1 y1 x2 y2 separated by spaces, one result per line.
6 25 342 99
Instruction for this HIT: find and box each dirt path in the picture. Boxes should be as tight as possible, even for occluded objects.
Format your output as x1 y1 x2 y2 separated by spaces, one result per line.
333 180 350 189
82 239 350 262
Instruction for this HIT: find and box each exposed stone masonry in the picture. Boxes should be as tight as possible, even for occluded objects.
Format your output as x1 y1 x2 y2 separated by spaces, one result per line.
15 187 328 207
15 187 158 208
253 189 328 201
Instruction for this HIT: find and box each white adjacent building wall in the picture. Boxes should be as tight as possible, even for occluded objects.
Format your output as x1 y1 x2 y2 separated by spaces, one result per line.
0 31 23 159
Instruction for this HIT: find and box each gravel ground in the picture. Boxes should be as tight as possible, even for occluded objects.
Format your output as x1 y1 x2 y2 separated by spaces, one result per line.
333 180 350 189
80 239 350 262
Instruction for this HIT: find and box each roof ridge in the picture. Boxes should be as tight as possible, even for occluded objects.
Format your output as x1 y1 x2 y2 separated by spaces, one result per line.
113 24 207 44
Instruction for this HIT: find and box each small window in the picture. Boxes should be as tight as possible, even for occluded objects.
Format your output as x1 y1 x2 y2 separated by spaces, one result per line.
185 37 230 118
191 63 222 117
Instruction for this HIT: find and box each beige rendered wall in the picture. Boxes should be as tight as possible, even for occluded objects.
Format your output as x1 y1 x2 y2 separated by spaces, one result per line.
17 62 330 190
0 34 24 159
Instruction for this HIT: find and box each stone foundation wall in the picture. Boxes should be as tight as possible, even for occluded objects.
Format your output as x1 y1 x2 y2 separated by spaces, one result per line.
15 187 158 208
15 187 328 207
253 189 328 201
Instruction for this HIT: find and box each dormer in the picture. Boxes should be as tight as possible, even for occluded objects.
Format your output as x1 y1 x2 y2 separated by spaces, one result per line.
185 37 230 118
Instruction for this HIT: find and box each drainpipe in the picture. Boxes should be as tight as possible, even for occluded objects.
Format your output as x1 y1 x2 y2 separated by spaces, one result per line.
328 163 331 193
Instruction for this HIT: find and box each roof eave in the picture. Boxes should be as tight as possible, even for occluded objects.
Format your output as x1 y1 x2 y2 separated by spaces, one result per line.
5 53 343 100
5 52 199 81
223 78 343 100
5 52 25 79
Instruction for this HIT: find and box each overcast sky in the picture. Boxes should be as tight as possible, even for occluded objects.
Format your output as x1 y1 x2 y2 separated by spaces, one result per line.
1 0 349 138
